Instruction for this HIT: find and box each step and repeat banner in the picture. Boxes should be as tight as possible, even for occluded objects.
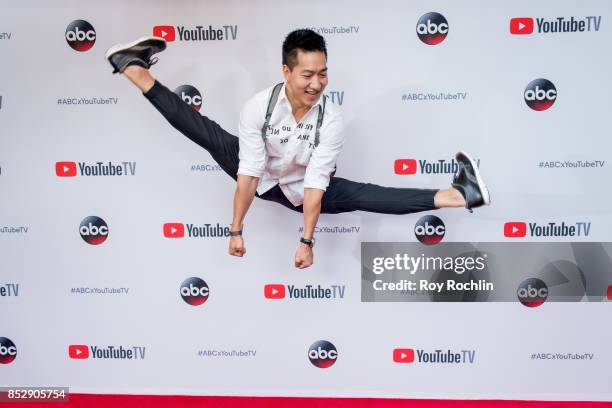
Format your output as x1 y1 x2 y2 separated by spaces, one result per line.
1 0 611 402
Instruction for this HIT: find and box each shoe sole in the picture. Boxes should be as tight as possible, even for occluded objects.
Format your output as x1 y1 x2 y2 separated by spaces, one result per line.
456 151 491 206
105 36 166 60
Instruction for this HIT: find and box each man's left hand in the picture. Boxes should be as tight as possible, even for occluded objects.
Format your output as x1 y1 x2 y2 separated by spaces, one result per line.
294 244 314 269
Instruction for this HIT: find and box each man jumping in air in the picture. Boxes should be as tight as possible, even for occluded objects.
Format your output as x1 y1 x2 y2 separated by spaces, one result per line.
105 29 490 269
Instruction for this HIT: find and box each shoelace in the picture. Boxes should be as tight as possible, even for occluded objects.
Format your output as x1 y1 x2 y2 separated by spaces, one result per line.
148 57 159 67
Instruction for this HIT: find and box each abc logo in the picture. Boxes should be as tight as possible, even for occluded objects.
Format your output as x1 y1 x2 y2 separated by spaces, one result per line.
308 340 338 369
65 20 96 52
180 277 209 306
174 85 203 112
416 12 449 45
414 215 445 245
524 79 557 111
517 278 548 307
79 216 109 245
0 337 17 364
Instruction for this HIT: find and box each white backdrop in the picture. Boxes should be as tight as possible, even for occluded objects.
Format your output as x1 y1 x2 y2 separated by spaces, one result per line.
1 0 611 401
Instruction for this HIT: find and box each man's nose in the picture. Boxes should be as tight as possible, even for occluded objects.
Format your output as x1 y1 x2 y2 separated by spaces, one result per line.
309 77 322 91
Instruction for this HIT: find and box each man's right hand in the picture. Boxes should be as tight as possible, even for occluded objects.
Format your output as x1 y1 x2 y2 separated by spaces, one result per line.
229 235 246 257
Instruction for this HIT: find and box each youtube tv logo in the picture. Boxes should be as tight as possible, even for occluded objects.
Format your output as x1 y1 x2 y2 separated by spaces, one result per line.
69 344 89 359
163 222 230 238
264 284 285 299
56 161 77 177
393 348 414 363
163 223 184 238
504 222 527 238
510 17 534 35
153 25 175 41
394 159 417 175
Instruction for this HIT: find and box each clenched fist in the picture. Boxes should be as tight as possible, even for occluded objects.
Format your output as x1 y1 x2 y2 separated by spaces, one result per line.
229 235 246 257
295 243 313 269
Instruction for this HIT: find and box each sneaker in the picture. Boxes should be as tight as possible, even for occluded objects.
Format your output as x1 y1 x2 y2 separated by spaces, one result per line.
451 151 491 211
105 36 166 74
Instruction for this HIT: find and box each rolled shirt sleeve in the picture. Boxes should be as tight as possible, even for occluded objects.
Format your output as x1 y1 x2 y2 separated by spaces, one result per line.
237 95 267 178
303 112 345 191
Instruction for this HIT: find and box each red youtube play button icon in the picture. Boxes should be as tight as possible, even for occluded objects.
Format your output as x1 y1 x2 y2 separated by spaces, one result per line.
153 25 176 42
264 284 286 299
393 348 414 363
68 345 89 359
394 159 417 175
510 17 534 35
55 161 77 177
504 222 527 238
163 223 185 238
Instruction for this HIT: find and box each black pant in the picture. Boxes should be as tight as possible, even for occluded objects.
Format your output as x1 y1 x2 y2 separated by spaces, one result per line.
144 81 437 214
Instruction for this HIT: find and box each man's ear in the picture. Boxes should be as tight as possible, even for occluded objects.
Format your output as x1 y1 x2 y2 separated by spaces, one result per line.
282 64 291 81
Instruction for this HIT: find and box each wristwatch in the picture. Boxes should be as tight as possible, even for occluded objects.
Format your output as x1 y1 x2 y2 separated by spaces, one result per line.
300 237 315 248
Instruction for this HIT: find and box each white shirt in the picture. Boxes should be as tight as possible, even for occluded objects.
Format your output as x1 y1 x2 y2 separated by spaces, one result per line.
237 83 344 206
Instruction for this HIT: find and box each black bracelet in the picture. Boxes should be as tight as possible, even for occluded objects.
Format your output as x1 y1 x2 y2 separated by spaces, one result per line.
230 226 243 236
300 237 315 247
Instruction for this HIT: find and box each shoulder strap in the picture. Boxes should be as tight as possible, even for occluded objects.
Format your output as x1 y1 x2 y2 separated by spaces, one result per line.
314 95 327 148
261 82 284 142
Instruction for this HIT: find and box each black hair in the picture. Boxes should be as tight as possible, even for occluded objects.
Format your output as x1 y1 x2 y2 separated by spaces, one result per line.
282 29 327 69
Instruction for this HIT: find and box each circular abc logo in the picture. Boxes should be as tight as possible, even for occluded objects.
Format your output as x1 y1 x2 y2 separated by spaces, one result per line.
0 337 17 364
79 216 109 245
174 85 203 112
414 215 445 245
65 20 96 52
524 79 557 111
180 277 209 306
517 278 548 307
308 340 338 369
416 12 449 45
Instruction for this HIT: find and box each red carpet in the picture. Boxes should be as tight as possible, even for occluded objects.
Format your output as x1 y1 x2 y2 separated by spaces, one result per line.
2 394 611 407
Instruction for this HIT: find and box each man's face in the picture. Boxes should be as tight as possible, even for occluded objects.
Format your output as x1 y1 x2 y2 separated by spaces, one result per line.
283 49 328 109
